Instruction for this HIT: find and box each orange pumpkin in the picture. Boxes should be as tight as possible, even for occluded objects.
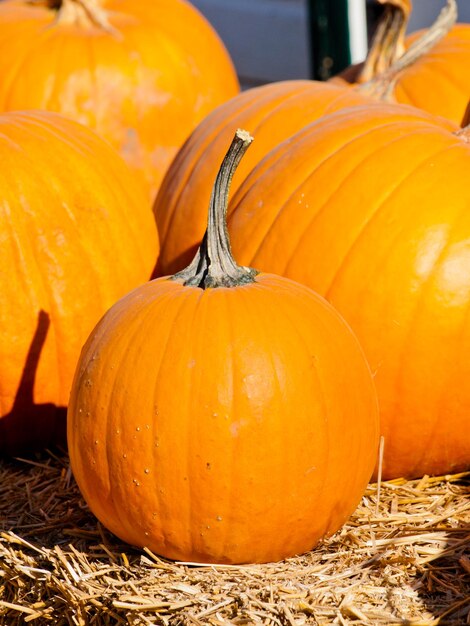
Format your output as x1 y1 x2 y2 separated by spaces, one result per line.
334 0 470 126
0 0 239 201
0 110 158 455
154 80 375 276
68 130 379 565
225 103 470 480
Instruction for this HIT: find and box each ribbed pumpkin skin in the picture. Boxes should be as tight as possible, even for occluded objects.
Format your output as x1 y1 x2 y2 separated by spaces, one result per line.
68 274 379 564
154 80 374 276
0 0 239 200
0 111 158 455
395 25 470 125
226 103 469 480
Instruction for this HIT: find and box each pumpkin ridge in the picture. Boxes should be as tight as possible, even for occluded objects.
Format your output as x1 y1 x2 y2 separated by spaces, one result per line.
388 198 470 476
2 21 57 109
156 83 315 253
105 293 182 530
324 140 460 300
44 32 72 112
184 287 212 556
245 83 332 140
1 197 55 414
239 119 422 270
271 282 331 539
31 112 155 279
12 160 76 404
281 126 432 280
101 287 192 546
83 30 99 121
397 58 468 106
150 288 204 552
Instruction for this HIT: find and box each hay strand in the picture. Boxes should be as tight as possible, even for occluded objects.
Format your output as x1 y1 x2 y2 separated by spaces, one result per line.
1 451 469 625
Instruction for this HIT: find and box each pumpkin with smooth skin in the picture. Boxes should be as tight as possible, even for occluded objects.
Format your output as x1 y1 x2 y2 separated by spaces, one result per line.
0 0 239 201
68 130 379 565
224 103 470 480
154 80 376 276
334 0 470 126
0 110 158 455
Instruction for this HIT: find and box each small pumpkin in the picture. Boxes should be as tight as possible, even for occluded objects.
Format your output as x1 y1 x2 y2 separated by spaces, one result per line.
334 0 470 126
68 130 379 565
0 110 158 455
225 103 470 480
154 80 376 276
0 0 239 201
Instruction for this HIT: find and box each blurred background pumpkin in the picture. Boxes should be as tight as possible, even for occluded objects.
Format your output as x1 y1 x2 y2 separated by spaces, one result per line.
0 0 239 202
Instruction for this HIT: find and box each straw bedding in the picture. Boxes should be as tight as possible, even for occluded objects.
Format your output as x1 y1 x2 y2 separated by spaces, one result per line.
0 450 469 625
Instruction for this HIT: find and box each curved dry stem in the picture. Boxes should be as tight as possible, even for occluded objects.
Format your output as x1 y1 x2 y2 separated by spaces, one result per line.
359 0 411 83
51 0 116 33
359 0 457 100
173 130 258 289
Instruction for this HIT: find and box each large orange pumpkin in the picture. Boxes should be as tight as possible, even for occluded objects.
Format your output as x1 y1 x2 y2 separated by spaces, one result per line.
0 0 239 201
224 103 470 480
68 130 379 565
154 80 375 276
334 0 470 126
0 110 158 455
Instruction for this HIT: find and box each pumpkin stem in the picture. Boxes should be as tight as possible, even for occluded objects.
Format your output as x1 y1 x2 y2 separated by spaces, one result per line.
173 130 258 289
50 0 116 33
359 0 411 84
358 0 457 100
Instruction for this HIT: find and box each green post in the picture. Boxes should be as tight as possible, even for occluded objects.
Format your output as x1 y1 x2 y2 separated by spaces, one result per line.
308 0 352 80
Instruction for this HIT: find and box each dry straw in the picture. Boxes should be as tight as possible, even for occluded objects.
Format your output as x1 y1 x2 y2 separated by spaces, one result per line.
0 448 469 625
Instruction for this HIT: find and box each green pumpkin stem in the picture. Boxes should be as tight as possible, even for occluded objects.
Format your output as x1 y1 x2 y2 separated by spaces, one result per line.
173 129 258 289
359 0 457 100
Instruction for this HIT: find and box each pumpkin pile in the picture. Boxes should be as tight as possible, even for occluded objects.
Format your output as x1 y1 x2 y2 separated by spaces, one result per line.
334 0 470 125
0 0 239 201
2 0 470 567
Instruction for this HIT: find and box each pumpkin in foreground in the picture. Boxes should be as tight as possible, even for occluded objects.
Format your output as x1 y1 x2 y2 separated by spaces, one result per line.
226 103 470 481
68 130 379 565
0 110 158 455
0 0 239 201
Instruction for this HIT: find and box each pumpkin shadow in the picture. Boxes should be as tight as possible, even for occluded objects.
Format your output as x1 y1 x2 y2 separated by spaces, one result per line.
152 242 198 279
360 474 470 624
0 309 67 456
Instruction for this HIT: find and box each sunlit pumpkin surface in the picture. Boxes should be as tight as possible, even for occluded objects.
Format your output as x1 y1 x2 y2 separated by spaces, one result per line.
0 110 158 454
226 103 470 480
0 0 239 200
